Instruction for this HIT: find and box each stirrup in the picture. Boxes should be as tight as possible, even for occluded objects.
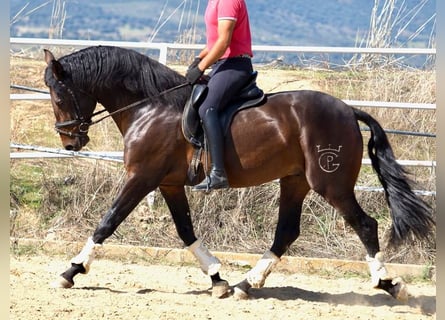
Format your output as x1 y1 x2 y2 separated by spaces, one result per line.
192 172 228 192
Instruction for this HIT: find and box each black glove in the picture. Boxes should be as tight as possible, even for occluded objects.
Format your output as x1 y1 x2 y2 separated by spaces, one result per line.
187 57 201 71
186 65 204 85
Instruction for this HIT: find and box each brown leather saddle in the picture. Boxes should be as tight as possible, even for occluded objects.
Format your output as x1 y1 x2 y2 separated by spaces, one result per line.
182 71 266 149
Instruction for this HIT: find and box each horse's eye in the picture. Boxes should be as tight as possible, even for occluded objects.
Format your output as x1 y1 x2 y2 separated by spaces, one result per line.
55 98 64 106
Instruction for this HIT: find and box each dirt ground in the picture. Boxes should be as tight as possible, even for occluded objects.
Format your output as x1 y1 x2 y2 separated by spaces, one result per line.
10 254 435 320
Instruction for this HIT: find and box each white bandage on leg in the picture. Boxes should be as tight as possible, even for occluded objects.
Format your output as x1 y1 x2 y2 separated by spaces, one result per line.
187 239 221 276
366 252 389 287
246 250 280 288
70 237 103 274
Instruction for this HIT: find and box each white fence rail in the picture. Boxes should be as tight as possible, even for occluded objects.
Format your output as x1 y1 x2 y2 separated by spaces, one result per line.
9 143 437 167
10 37 436 65
10 145 435 197
10 38 436 196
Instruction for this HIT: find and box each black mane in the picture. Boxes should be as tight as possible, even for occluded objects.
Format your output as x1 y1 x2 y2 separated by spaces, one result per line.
46 45 190 111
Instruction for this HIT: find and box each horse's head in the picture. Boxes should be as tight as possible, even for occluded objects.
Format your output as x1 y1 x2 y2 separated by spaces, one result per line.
44 49 97 151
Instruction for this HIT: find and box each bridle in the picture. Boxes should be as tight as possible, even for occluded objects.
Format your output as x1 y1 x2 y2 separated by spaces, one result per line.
53 80 190 138
53 80 96 138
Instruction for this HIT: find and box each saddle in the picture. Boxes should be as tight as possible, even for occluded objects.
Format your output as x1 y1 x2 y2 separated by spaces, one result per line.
182 71 266 149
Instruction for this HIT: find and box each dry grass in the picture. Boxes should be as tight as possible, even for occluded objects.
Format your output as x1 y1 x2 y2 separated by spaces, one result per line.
9 54 436 266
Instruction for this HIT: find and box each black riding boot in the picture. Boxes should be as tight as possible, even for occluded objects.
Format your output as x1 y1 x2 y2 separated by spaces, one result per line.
192 108 229 192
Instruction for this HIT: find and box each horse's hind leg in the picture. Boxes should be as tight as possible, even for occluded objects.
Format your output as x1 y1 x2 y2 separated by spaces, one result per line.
327 192 408 301
234 176 310 299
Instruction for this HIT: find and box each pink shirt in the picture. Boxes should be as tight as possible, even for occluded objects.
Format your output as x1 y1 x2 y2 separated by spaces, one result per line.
205 0 253 59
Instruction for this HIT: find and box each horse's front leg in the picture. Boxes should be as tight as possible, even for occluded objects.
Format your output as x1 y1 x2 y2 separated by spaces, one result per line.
159 185 230 298
53 174 153 288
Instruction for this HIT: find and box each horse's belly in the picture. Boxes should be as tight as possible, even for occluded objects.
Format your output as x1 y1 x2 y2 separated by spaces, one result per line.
227 131 304 186
227 159 304 187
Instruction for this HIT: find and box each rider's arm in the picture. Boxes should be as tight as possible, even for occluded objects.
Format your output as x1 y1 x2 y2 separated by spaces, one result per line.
197 19 236 71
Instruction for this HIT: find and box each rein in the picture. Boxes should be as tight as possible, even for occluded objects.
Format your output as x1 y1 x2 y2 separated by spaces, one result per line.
55 82 190 136
90 82 190 126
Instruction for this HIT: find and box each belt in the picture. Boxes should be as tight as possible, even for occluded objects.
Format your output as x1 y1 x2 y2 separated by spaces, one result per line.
217 54 251 62
235 54 251 59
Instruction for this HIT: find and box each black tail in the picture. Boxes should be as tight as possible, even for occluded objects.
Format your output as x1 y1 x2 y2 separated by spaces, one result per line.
353 107 435 247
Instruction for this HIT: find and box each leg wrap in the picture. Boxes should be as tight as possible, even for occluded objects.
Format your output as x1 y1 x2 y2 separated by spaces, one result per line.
366 252 389 287
70 237 103 274
187 239 221 276
246 250 280 288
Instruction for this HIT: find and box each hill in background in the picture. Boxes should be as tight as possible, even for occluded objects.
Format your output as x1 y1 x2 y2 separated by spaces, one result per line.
10 0 435 47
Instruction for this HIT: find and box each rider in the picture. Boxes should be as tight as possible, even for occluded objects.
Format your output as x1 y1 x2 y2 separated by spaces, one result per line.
186 0 254 192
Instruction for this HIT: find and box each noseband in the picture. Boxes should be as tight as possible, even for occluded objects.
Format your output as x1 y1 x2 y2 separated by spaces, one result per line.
55 119 91 138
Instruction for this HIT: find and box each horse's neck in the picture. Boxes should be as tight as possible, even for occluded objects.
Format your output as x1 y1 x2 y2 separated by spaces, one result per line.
91 66 188 135
94 90 143 135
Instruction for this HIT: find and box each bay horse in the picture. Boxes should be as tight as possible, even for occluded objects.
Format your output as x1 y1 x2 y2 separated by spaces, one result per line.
43 46 434 300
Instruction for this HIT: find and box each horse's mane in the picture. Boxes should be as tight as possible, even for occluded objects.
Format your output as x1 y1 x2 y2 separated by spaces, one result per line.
50 45 190 111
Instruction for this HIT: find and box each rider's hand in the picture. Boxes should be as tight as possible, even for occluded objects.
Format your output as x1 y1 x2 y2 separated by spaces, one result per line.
186 65 204 85
187 57 201 71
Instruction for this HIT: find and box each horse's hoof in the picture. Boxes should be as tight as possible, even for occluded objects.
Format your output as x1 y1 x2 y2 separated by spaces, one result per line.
392 277 409 302
233 286 249 300
212 280 230 298
51 276 74 288
233 279 251 300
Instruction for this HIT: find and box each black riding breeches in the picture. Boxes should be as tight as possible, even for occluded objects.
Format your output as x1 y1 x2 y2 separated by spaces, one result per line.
198 57 253 118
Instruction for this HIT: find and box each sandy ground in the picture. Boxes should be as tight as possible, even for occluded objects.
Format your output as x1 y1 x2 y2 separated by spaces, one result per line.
10 254 435 320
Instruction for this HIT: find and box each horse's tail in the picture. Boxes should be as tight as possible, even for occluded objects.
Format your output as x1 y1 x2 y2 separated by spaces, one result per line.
352 107 435 247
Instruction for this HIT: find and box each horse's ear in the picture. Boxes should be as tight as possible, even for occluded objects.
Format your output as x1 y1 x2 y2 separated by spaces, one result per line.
44 49 64 81
44 49 55 65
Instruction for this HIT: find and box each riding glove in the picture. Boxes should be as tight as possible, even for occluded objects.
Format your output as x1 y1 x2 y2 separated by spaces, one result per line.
186 65 204 85
188 57 201 71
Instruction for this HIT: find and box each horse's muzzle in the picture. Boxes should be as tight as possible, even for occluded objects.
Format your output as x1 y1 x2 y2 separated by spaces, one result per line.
63 135 90 151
